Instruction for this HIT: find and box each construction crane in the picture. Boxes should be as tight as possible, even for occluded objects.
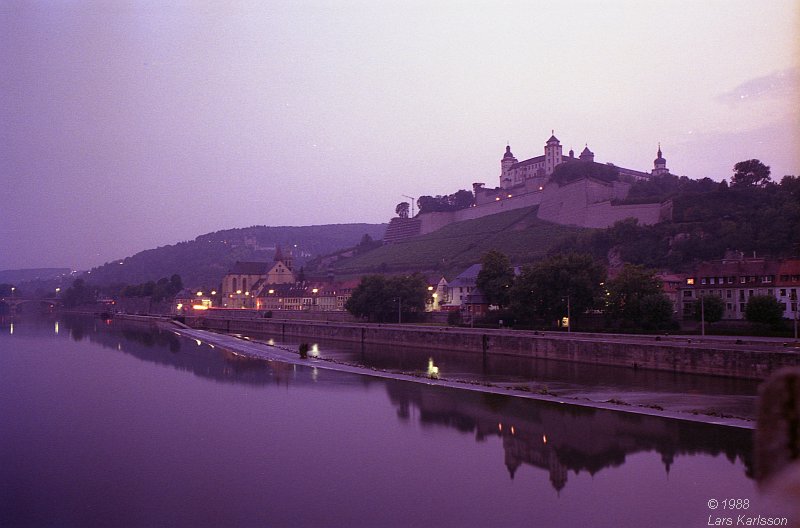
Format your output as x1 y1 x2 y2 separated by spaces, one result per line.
401 195 416 218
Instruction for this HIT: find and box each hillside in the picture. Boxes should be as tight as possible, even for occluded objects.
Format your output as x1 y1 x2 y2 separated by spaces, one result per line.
320 206 586 277
83 223 386 288
318 175 799 278
0 268 72 284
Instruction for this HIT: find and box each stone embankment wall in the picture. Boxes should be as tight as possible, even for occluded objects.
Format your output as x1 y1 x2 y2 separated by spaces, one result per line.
189 317 799 380
408 178 667 240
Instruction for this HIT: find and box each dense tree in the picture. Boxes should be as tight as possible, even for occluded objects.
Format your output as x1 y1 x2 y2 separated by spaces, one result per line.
732 159 771 188
606 264 663 324
353 233 383 256
395 202 410 218
121 275 183 302
550 160 619 186
693 295 725 324
62 278 97 308
510 253 606 326
476 250 514 308
169 274 183 292
639 294 675 330
345 274 428 323
417 189 474 214
745 295 784 327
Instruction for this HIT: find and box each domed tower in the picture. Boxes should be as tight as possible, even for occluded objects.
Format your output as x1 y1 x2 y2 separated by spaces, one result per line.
500 144 518 189
652 143 669 176
579 144 594 162
544 131 563 175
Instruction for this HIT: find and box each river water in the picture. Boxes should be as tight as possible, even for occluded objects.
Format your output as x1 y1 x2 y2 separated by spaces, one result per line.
0 315 779 527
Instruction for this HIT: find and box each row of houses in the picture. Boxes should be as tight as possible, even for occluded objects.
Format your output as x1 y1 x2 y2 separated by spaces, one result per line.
679 257 800 320
175 249 800 322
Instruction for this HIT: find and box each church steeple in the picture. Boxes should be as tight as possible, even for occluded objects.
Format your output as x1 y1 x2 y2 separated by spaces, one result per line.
274 244 293 271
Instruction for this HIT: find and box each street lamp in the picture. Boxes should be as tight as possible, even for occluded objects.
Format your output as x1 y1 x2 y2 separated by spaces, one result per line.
561 295 571 333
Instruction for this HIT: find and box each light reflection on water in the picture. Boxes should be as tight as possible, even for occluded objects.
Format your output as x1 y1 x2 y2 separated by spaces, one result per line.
0 316 761 527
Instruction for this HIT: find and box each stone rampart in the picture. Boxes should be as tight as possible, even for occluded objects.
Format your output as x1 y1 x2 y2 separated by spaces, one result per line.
417 191 543 236
190 317 799 380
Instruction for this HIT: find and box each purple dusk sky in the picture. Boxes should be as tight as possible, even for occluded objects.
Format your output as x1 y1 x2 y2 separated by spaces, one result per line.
1 1 798 271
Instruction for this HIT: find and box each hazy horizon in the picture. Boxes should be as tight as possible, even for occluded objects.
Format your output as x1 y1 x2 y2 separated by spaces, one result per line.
2 1 798 270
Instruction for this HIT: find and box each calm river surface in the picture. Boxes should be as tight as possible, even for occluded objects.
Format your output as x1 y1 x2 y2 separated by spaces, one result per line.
0 316 773 527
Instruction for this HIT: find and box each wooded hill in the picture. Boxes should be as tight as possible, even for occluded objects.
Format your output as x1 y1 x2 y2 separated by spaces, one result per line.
82 223 386 288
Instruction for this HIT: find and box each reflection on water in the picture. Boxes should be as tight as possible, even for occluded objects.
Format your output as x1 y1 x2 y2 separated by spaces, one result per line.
385 382 752 493
0 315 759 527
236 327 759 418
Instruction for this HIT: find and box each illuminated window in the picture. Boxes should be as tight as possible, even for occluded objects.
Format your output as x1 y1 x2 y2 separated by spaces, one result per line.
686 278 695 285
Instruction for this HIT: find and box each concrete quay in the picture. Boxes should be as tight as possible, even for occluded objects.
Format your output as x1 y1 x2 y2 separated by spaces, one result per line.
188 315 800 381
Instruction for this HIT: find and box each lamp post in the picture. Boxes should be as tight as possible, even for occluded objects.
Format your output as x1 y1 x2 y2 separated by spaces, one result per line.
700 295 705 337
561 295 571 333
397 297 402 324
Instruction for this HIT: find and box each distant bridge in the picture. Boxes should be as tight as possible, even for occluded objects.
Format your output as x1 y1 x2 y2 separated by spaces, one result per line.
0 297 61 315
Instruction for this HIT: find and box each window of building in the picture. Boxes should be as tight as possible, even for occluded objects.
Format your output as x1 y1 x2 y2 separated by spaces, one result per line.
739 290 745 301
726 303 732 311
740 303 746 312
740 277 746 284
242 278 247 291
683 290 693 298
749 290 754 297
710 277 716 285
727 277 734 284
686 278 695 285
701 278 707 285
726 290 732 298
232 278 237 291
781 289 787 296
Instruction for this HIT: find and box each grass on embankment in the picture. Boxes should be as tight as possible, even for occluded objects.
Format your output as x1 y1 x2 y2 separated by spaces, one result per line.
331 206 588 276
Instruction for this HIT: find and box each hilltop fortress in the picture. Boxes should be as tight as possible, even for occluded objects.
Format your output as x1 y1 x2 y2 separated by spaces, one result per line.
384 133 672 243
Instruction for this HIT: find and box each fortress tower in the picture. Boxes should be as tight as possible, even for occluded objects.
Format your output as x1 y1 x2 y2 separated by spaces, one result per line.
651 144 669 176
579 144 594 162
500 145 518 189
544 132 563 175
